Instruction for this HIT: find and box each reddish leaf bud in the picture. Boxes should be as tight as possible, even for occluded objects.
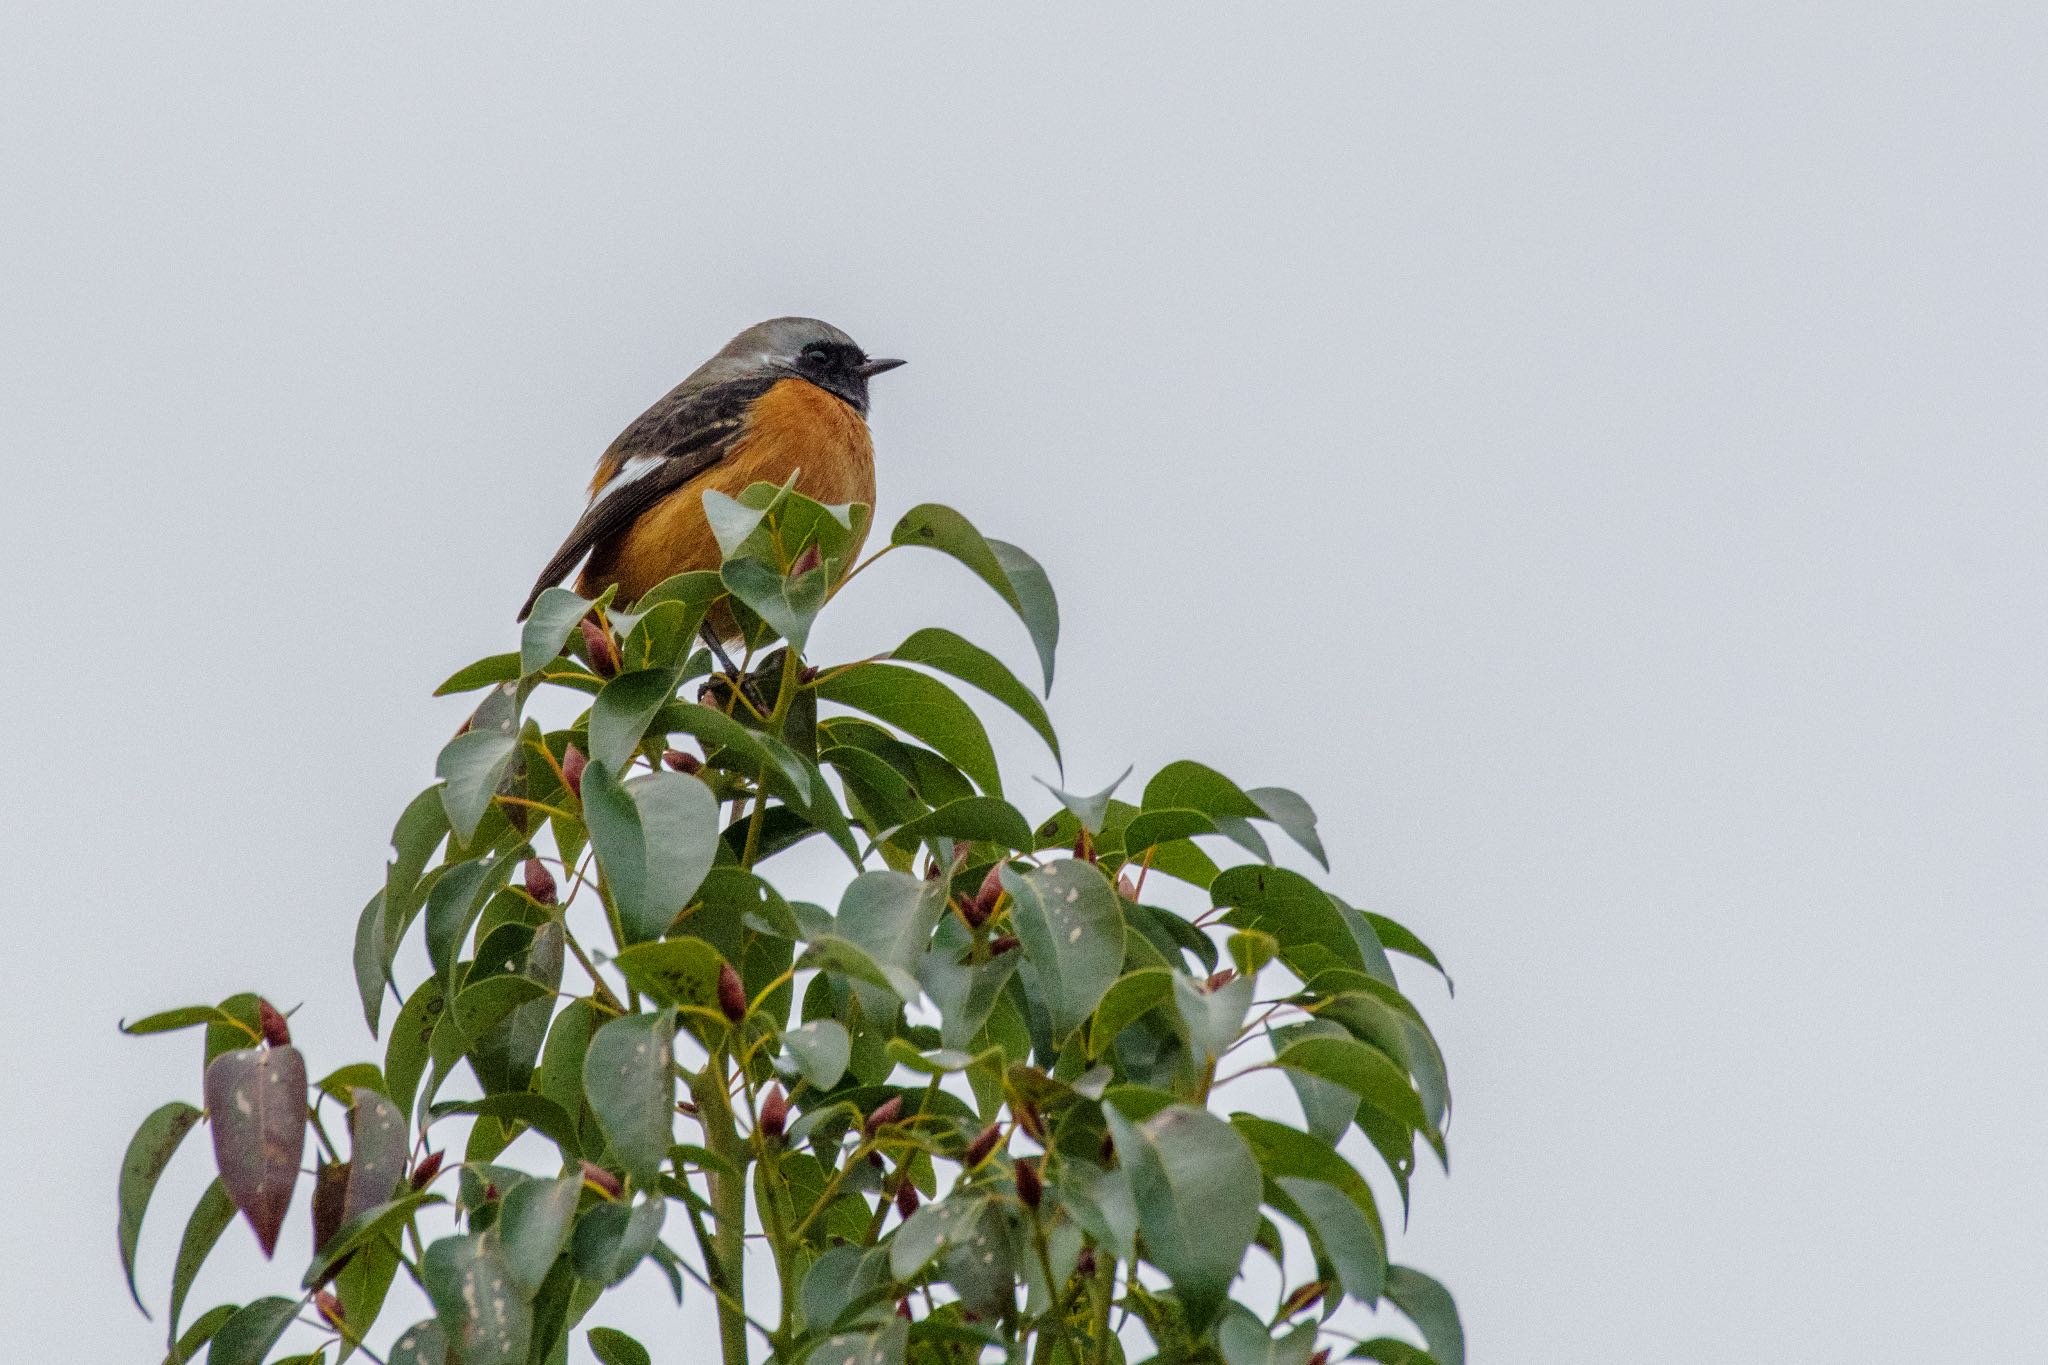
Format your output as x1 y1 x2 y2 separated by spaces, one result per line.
1205 968 1237 993
895 1180 920 1218
409 1150 444 1190
579 617 619 678
963 1122 1003 1168
561 744 586 797
523 857 558 904
924 858 942 880
964 862 1006 926
255 998 291 1048
1015 1100 1047 1144
1099 1131 1117 1165
482 1182 500 1203
1116 872 1138 902
314 1290 346 1330
1309 1352 1331 1365
1279 1281 1326 1318
311 1161 349 1254
989 934 1021 956
864 1094 904 1135
896 1298 913 1320
1014 1158 1043 1210
1076 1247 1097 1278
663 748 701 774
759 1085 788 1142
717 962 748 1024
791 543 823 577
1074 830 1092 862
579 1160 623 1200
799 664 819 684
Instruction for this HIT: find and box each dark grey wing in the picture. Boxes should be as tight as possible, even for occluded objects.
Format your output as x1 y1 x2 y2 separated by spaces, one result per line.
516 376 777 619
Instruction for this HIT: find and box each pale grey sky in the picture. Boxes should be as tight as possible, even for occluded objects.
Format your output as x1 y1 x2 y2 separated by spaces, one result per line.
5 5 2045 1362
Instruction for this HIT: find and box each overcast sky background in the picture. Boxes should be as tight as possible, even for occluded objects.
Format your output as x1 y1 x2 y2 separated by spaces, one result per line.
4 5 2045 1361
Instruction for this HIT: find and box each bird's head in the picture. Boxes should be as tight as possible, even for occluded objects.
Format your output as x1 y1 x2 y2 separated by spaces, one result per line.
701 316 905 414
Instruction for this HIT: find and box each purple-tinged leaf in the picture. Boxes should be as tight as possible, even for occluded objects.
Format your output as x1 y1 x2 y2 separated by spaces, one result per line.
205 1045 308 1257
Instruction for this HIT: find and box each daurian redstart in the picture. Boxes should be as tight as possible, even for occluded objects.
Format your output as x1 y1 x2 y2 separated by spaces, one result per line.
518 317 904 621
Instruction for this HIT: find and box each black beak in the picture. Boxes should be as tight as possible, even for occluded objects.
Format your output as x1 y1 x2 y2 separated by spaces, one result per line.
859 357 907 378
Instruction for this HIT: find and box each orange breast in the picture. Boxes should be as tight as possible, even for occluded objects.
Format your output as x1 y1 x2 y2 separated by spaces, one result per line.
579 378 876 609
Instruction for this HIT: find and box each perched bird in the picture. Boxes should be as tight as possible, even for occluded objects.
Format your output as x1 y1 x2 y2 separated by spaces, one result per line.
518 317 904 622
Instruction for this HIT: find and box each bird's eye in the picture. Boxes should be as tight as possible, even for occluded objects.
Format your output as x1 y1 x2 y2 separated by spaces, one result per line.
801 344 832 365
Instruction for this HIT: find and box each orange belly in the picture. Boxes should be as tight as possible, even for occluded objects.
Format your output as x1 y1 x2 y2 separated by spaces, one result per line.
578 378 876 608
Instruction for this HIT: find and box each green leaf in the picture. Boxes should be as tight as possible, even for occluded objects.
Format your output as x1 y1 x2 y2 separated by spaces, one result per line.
353 892 388 1038
427 1095 581 1155
1173 971 1253 1062
167 1180 235 1343
986 538 1057 691
1227 929 1279 977
1142 760 1264 819
536 999 598 1121
424 857 512 988
435 729 519 845
586 1326 653 1365
301 1191 440 1288
522 586 609 676
1365 912 1453 991
780 1019 852 1091
1034 768 1130 836
497 1174 581 1296
890 506 1059 691
836 869 949 981
204 1296 298 1365
422 1234 531 1365
722 556 830 653
891 627 1059 762
883 796 1035 854
589 667 682 771
1349 1340 1441 1364
613 938 726 1033
121 1006 245 1037
1214 866 1374 977
383 976 446 1126
570 1195 666 1285
386 1319 449 1365
888 1193 992 1280
1087 968 1174 1058
435 652 524 696
1384 1266 1463 1365
1230 1114 1383 1243
1275 1175 1386 1305
1000 860 1124 1040
120 1100 203 1312
163 1302 235 1365
807 1318 909 1365
582 762 720 944
1217 1305 1318 1365
816 663 1003 797
1273 1035 1427 1133
916 918 1021 1050
1103 1103 1260 1330
583 1011 676 1187
1244 785 1328 869
204 1046 307 1258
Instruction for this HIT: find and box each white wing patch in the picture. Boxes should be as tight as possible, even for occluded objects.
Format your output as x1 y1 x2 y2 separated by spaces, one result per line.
593 453 666 506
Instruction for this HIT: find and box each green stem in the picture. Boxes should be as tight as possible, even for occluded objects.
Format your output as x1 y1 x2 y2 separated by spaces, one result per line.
690 1061 753 1365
